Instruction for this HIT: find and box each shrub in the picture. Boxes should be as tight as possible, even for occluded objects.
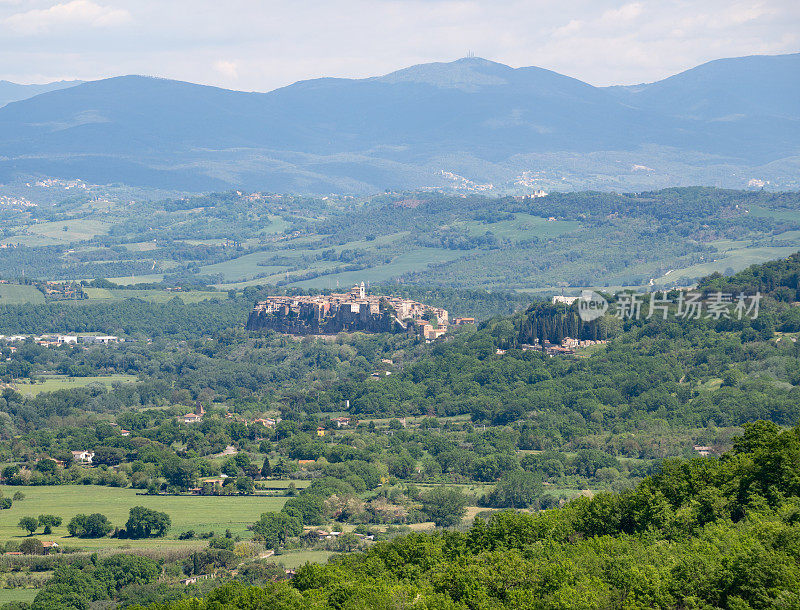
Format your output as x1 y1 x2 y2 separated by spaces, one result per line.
19 538 44 555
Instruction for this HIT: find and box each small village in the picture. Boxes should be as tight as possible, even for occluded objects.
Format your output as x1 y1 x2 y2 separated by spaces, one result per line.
248 282 457 339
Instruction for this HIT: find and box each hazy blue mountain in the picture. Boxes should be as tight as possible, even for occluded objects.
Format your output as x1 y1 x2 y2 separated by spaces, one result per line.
0 55 797 193
0 79 82 108
605 53 800 121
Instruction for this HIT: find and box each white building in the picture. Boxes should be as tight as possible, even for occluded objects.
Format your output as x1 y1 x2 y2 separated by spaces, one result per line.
71 450 95 464
80 335 120 344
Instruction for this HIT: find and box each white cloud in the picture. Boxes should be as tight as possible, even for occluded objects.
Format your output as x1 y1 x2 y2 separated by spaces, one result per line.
600 2 642 23
552 19 584 38
4 1 131 35
213 60 238 81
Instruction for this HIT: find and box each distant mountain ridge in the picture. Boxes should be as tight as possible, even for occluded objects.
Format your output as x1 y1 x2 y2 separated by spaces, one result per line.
0 53 797 193
0 79 83 108
606 53 800 120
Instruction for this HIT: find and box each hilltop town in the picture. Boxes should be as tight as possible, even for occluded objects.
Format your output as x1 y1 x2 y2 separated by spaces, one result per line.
246 283 452 338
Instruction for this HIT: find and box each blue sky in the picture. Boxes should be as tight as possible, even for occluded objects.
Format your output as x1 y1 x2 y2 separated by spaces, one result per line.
1 0 797 89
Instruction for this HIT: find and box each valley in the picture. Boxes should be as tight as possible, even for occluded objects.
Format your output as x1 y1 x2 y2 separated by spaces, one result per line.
2 5 799 607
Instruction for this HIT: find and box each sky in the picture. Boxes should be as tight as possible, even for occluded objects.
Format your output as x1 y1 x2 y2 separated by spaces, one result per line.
0 0 798 90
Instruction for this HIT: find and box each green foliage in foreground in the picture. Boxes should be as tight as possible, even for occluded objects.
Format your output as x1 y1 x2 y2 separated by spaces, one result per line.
33 554 162 609
138 421 800 609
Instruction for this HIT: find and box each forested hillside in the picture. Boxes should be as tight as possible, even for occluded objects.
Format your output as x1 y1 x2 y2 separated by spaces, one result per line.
136 420 800 609
699 251 800 300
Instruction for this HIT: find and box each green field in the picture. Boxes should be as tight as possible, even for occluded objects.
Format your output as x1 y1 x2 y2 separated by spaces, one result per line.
293 247 467 289
106 274 165 285
83 288 227 303
456 214 579 240
0 284 45 305
256 480 311 490
260 215 291 235
201 254 287 282
0 485 287 550
747 205 800 222
26 219 112 243
14 374 138 396
202 232 411 284
1 234 66 247
277 550 334 569
123 241 159 252
653 245 800 285
0 589 39 605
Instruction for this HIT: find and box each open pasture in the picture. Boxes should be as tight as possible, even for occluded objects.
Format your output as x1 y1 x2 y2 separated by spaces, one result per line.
13 374 138 396
26 219 112 243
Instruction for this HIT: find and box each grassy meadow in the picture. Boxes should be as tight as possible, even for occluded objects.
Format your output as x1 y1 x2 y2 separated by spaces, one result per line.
0 485 288 551
13 374 138 396
0 589 40 605
26 219 112 243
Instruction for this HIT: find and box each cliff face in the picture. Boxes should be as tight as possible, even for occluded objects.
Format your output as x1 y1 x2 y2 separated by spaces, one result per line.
246 304 407 335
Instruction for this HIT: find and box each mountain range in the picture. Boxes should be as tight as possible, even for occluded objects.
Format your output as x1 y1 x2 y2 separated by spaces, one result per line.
0 53 798 193
0 79 82 109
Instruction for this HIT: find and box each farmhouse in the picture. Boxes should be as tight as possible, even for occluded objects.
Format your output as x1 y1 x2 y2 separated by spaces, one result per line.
332 417 351 428
71 450 95 464
182 402 205 423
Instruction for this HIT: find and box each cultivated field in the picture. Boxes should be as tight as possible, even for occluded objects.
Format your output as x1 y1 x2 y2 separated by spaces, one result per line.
0 284 45 305
293 247 466 290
